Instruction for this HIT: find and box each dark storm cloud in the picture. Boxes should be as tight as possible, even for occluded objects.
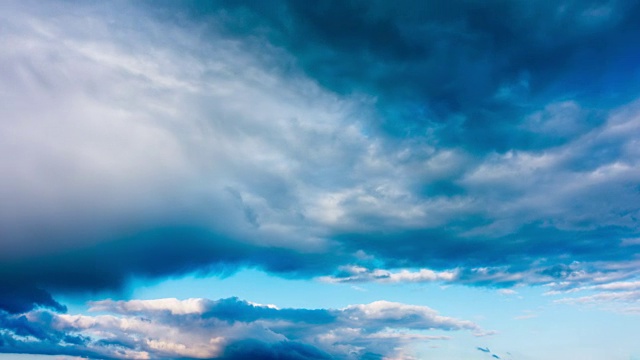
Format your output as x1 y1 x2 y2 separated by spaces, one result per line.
160 0 640 287
173 0 640 150
0 227 343 293
0 286 66 314
336 223 636 271
0 0 358 299
1 0 639 308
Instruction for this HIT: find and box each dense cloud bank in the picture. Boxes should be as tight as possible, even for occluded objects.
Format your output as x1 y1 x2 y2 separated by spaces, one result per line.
0 297 480 359
1 0 639 318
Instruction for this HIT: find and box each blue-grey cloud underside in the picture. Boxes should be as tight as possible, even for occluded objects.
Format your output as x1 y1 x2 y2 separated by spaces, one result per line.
1 0 639 314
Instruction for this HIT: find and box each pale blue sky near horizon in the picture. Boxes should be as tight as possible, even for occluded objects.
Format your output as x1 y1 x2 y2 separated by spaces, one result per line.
49 268 640 360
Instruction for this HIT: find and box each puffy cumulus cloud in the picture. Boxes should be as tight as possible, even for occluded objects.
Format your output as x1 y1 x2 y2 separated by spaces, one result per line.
0 297 482 359
1 0 640 306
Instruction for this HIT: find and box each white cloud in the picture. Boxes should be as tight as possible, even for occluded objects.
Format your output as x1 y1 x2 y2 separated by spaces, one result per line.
498 289 518 296
319 266 460 284
89 298 212 315
342 301 479 331
0 297 483 360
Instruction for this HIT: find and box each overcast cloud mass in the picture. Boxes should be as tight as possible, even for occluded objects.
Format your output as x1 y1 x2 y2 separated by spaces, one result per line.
1 0 640 359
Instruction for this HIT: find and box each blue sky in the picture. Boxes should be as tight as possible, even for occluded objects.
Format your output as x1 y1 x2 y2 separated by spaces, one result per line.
1 0 640 359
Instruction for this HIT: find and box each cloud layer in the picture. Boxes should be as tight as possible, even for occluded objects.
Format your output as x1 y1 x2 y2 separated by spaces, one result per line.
1 0 639 317
0 297 480 359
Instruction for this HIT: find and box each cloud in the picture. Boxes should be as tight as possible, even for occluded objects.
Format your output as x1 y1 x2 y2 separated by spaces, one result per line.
476 346 506 359
1 0 640 308
514 313 538 321
219 339 332 360
1 0 366 294
320 257 640 292
199 0 640 148
319 265 459 284
0 286 66 314
0 297 481 359
549 271 640 313
556 290 640 305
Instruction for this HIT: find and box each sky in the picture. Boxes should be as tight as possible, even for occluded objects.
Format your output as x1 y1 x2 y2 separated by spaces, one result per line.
1 0 640 359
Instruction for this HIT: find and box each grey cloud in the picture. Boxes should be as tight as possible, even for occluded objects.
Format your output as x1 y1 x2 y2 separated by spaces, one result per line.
331 99 640 281
0 286 66 314
0 0 368 292
219 339 332 360
1 0 639 302
185 0 640 150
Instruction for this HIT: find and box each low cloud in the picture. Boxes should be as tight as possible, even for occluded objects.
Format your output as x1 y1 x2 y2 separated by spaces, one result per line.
0 297 482 359
0 286 66 314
